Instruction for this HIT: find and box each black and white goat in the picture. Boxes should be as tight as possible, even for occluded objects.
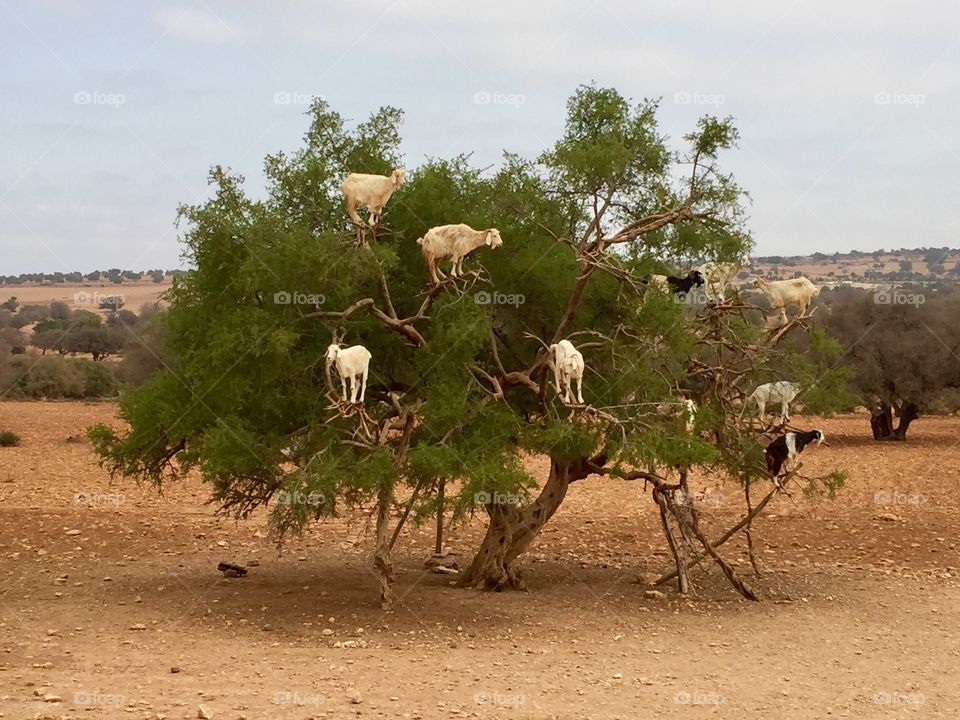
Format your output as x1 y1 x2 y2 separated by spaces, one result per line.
765 429 824 486
646 270 705 296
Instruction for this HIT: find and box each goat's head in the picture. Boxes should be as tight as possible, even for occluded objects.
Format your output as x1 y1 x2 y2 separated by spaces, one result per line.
740 254 752 268
485 228 503 248
689 269 705 286
391 168 407 186
752 276 766 288
811 429 825 445
325 344 342 365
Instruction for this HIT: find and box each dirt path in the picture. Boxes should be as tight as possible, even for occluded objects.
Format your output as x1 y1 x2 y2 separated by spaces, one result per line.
1 402 959 718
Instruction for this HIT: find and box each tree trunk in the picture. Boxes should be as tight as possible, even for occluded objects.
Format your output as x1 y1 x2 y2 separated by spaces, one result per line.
871 400 918 441
892 402 918 440
373 480 394 608
458 458 575 590
870 402 894 440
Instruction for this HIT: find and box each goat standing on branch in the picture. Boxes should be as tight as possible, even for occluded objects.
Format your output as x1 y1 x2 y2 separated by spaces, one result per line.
741 381 802 425
340 168 406 228
548 339 585 405
698 255 751 300
416 224 503 284
326 344 372 403
752 276 820 324
765 429 825 486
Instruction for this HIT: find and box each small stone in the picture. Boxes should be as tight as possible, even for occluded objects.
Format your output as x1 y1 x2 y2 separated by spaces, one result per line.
644 590 667 600
130 623 147 631
348 690 362 704
65 529 81 536
170 666 181 674
44 694 62 703
197 704 212 719
321 628 334 636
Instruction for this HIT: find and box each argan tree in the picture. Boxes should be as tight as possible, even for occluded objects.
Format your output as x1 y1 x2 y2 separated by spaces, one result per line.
92 86 847 604
821 287 960 440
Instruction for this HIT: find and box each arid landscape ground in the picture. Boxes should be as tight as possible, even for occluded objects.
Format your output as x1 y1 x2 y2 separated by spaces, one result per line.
1 402 958 719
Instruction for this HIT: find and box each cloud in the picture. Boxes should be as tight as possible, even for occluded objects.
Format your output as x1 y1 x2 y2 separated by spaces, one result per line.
154 7 243 46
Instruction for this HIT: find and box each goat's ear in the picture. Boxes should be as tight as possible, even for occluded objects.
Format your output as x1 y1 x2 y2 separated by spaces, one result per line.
485 230 493 246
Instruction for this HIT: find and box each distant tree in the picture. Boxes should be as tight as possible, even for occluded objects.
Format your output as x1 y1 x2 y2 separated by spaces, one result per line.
2 297 18 312
899 260 912 272
49 301 72 320
150 271 165 283
85 271 102 281
63 324 123 361
99 295 125 310
12 304 50 329
822 290 960 440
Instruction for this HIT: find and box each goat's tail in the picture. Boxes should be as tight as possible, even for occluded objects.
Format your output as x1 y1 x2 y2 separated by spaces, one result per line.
415 236 423 246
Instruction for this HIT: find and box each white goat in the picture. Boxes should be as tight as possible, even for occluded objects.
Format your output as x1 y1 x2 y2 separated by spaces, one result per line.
416 224 503 284
325 344 372 403
548 339 584 405
742 381 802 424
656 398 698 432
753 276 820 324
339 168 406 227
682 398 697 433
698 254 751 300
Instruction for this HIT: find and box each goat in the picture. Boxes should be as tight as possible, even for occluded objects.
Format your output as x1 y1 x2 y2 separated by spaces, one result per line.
547 339 584 404
753 276 820 324
646 270 705 296
742 381 801 425
325 344 372 403
416 224 503 284
698 254 751 300
765 429 824 486
656 398 698 432
339 168 406 227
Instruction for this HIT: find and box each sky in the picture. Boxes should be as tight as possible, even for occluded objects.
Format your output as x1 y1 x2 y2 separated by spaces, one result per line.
1 0 958 275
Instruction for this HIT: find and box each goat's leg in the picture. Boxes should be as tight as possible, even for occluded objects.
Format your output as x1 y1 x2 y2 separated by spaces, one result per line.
368 205 380 227
359 367 368 403
341 376 348 403
575 375 583 404
779 306 788 324
757 400 765 424
345 199 365 227
781 400 789 423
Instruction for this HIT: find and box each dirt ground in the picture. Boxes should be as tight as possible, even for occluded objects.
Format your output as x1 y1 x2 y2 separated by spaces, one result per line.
2 282 171 316
1 402 958 719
